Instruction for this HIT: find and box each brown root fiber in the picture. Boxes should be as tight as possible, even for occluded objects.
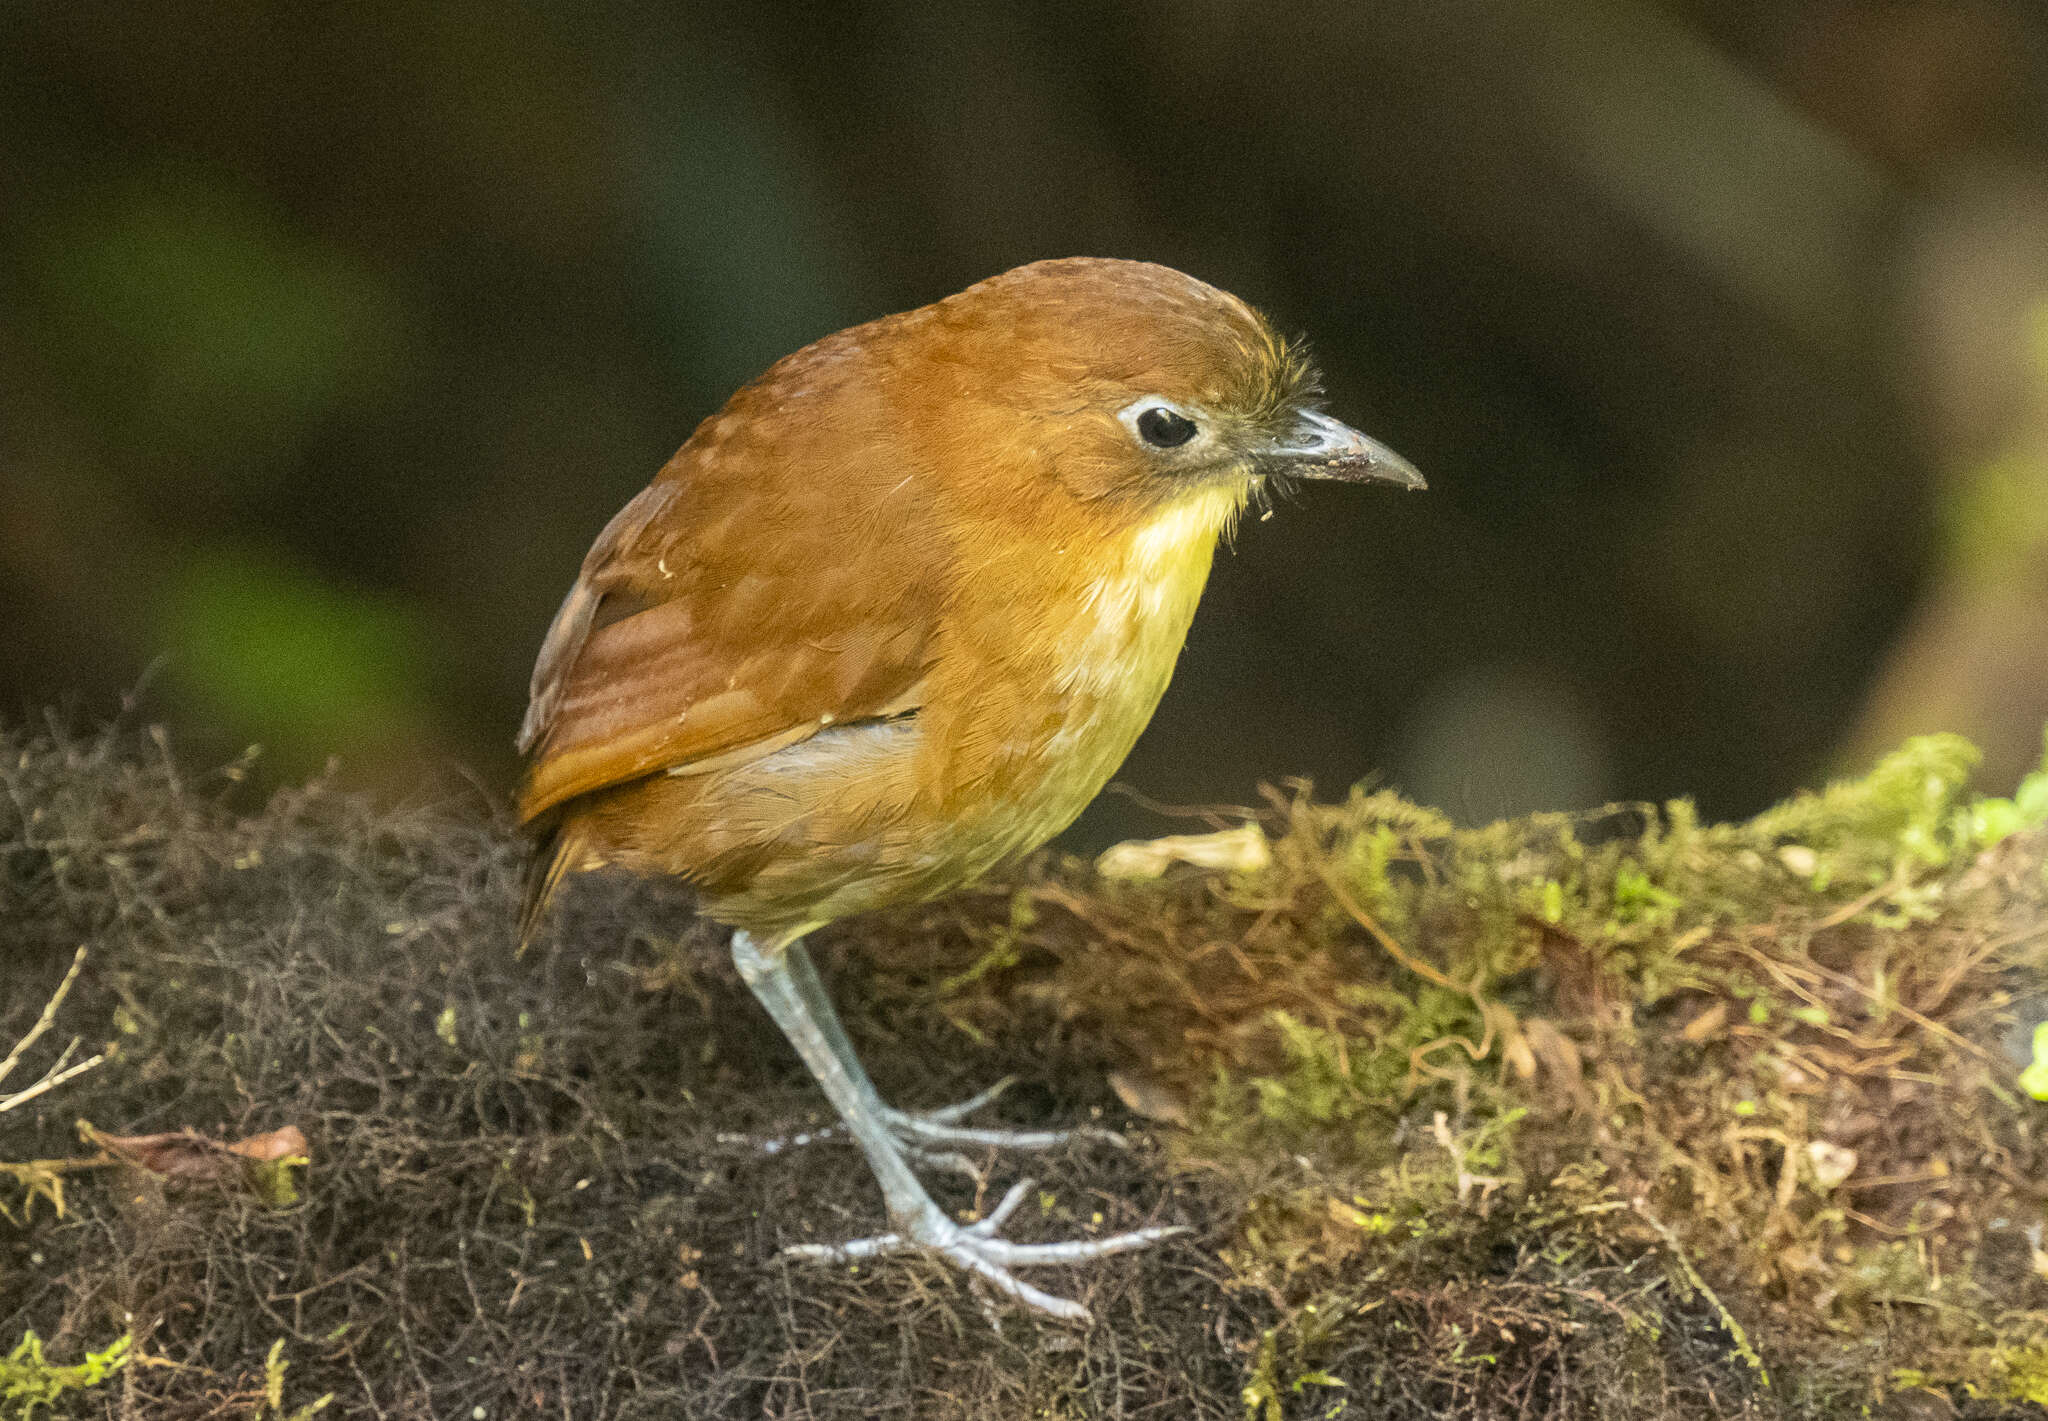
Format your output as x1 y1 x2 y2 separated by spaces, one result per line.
2 721 2046 1418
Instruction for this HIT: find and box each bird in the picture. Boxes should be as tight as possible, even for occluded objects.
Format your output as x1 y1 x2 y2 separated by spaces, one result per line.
515 257 1424 1322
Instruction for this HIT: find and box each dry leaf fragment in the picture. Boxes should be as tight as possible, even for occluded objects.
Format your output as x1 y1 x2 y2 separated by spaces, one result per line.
79 1122 309 1205
1107 1068 1190 1127
1095 825 1270 880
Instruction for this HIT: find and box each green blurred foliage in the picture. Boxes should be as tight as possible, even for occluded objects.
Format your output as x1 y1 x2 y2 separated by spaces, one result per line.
28 174 413 477
159 545 433 779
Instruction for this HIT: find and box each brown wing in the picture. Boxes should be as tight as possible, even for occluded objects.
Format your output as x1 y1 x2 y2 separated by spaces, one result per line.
516 451 943 827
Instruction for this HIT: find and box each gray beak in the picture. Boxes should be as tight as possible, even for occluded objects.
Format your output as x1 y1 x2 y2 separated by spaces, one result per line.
1266 410 1426 489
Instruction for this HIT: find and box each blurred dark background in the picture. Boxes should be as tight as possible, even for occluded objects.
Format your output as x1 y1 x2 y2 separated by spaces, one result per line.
5 0 2048 845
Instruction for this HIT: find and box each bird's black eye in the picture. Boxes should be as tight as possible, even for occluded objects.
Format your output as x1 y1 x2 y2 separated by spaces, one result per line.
1136 406 1198 448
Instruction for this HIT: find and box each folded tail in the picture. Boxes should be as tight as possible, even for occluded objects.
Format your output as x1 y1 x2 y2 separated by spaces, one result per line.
517 817 587 955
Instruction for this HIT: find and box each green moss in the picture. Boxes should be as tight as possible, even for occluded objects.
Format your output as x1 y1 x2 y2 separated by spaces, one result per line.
1962 725 2048 852
1991 1342 2048 1405
261 1338 334 1419
1895 1334 2048 1407
1149 728 2048 1413
1749 732 1982 881
1240 1295 1353 1421
2 1331 131 1417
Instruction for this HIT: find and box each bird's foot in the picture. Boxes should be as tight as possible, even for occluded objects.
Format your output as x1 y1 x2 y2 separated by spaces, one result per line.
879 1076 1129 1155
781 1178 1185 1324
726 1077 1127 1182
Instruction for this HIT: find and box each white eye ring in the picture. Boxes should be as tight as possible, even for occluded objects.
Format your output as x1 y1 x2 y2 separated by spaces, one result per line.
1118 398 1204 450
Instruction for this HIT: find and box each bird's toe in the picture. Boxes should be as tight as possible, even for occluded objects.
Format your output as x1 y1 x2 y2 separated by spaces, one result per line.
881 1080 1130 1154
779 1177 1184 1324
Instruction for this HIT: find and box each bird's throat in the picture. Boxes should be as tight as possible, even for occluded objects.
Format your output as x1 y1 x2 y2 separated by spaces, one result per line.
1127 480 1250 580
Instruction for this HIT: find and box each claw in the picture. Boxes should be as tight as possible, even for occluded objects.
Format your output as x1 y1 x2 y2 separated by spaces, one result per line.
781 1178 1187 1324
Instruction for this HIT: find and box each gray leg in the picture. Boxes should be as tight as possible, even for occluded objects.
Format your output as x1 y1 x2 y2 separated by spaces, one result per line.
780 940 886 1110
732 930 1182 1324
781 940 1126 1156
778 940 981 1178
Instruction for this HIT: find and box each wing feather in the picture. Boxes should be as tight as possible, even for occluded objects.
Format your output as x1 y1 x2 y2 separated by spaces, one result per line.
516 457 942 825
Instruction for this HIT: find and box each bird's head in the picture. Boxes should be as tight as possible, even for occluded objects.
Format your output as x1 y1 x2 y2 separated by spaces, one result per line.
878 257 1423 525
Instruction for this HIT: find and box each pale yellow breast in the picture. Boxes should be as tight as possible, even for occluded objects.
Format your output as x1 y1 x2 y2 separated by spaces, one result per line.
972 479 1250 829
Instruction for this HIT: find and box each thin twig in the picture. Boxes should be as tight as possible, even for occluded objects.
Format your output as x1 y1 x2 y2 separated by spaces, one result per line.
0 1048 107 1114
1807 960 1998 1066
0 944 88 1090
1632 1201 1771 1388
1320 864 1498 1075
1809 869 1912 932
1318 865 1459 991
